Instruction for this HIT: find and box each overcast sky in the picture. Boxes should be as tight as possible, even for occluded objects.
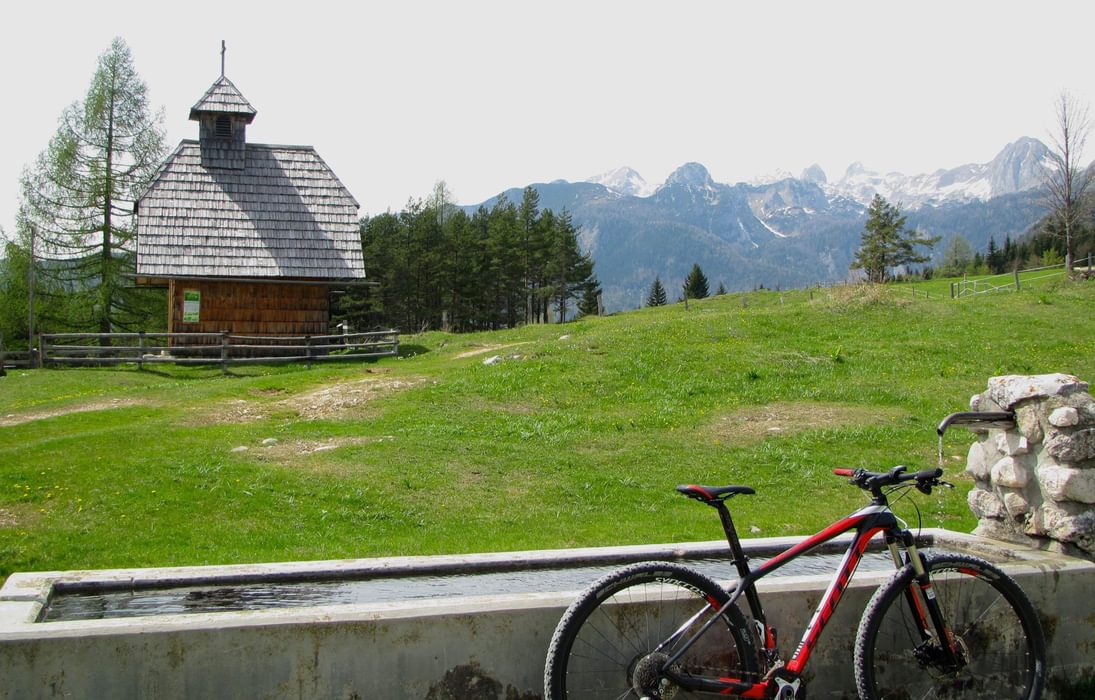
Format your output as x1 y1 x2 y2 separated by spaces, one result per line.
3 0 1094 238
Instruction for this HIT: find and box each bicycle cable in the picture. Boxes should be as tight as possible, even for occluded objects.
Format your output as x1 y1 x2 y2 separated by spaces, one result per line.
884 483 923 538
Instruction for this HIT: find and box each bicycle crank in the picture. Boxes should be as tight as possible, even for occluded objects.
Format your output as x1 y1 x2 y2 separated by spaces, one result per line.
769 667 806 699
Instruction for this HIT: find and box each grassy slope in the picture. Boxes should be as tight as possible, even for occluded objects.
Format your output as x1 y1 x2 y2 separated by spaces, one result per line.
1 282 1093 583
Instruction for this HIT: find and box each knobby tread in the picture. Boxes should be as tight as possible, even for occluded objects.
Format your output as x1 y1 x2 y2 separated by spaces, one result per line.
544 560 758 699
853 552 1045 700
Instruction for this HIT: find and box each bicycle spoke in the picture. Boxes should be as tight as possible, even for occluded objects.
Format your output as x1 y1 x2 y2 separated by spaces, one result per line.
855 554 1044 700
545 562 757 699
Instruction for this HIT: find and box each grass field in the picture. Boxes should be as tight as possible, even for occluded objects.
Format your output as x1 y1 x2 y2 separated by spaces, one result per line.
1 281 1093 584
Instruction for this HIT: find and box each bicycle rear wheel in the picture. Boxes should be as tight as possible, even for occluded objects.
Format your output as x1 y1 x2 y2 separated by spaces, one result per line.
544 561 757 699
854 552 1045 699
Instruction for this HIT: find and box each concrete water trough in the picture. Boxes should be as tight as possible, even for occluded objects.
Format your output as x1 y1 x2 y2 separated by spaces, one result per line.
1 529 1093 699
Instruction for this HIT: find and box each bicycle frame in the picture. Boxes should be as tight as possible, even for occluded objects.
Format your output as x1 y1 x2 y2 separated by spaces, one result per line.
659 499 921 697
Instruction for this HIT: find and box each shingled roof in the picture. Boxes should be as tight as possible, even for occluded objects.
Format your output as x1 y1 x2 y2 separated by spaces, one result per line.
136 140 364 279
136 73 364 281
189 76 257 122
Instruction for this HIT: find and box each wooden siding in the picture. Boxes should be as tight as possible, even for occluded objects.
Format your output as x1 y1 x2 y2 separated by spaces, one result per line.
169 280 329 336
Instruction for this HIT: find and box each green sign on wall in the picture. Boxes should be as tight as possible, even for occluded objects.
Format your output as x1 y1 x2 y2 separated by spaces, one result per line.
182 290 200 323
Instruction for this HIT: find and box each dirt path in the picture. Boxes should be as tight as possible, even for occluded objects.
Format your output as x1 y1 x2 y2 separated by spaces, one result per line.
0 399 144 428
452 342 531 359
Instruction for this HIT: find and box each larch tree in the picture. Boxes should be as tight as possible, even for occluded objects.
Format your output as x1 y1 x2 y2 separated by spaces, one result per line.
939 234 975 277
18 37 167 337
1042 90 1093 274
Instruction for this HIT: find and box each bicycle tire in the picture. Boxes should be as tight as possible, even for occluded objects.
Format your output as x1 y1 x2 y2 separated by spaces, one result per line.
544 561 758 699
854 552 1045 699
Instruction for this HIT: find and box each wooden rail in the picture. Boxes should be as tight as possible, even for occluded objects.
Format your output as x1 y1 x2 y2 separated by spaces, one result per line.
35 330 399 372
0 332 33 371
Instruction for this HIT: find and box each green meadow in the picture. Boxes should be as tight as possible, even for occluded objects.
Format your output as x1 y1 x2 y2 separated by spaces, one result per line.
2 281 1093 584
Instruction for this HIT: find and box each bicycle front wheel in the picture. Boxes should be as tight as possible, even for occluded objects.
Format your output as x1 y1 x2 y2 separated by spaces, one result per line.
854 552 1045 699
544 561 757 699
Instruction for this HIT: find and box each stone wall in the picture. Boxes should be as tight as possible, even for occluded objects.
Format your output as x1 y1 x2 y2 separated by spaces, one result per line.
966 374 1095 557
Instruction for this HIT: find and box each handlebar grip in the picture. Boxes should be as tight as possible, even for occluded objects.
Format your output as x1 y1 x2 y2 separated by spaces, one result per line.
910 468 944 481
832 468 854 477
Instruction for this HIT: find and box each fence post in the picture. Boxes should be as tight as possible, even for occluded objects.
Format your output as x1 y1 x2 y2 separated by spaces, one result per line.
138 331 145 371
37 335 46 368
305 335 313 370
1014 268 1021 292
221 331 230 375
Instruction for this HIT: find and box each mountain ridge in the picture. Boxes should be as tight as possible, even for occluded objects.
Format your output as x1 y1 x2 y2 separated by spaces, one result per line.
469 138 1052 312
587 137 1050 210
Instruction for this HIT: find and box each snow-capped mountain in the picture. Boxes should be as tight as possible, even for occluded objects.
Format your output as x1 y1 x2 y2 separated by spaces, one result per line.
478 138 1053 312
749 169 796 186
824 137 1050 208
586 166 656 198
587 137 1050 211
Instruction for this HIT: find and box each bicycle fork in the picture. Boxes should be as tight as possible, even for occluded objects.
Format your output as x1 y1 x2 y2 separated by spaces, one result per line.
887 532 965 672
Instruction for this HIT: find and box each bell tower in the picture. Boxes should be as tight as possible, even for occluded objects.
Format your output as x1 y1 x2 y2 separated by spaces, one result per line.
188 41 257 170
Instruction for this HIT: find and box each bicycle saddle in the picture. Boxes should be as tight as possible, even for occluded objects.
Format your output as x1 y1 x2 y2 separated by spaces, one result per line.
676 484 755 503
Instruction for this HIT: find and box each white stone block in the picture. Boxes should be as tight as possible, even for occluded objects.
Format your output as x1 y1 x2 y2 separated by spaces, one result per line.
995 432 1029 456
968 488 1005 519
1039 464 1095 504
1003 491 1031 518
987 374 1088 410
1050 407 1080 428
1046 428 1095 464
990 456 1029 488
965 442 989 481
1016 405 1044 445
1043 505 1095 553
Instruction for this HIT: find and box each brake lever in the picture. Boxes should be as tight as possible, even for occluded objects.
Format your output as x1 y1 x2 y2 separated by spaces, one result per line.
916 478 954 495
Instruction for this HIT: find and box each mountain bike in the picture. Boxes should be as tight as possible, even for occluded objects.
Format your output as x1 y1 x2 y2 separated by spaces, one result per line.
543 411 1045 699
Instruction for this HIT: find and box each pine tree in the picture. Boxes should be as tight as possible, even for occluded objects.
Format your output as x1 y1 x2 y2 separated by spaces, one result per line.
716 281 727 296
545 210 595 323
486 195 525 328
646 276 668 306
577 277 602 317
19 38 167 336
850 195 937 283
682 263 710 299
518 186 549 323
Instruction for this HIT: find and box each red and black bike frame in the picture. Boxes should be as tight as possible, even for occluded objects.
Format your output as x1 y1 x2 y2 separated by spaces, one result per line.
660 498 947 697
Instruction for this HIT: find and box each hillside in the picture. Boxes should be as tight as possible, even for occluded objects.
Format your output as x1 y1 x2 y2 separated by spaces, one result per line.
1 280 1094 582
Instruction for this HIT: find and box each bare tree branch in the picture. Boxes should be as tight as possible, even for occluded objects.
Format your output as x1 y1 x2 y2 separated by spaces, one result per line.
1041 90 1094 273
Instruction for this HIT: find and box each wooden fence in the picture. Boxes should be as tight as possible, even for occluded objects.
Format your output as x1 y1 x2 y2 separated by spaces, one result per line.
24 330 398 372
949 262 1074 299
0 332 33 371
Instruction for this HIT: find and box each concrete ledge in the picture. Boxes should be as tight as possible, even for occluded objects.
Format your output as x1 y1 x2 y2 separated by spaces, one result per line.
2 530 1092 698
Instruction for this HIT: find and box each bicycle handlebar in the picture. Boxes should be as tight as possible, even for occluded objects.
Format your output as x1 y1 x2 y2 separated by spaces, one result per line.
832 465 949 497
